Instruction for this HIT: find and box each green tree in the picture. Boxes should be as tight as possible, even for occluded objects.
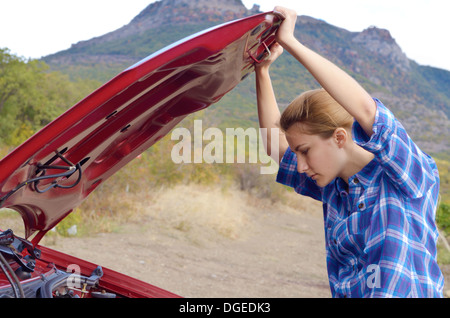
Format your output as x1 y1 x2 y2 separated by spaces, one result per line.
0 48 100 145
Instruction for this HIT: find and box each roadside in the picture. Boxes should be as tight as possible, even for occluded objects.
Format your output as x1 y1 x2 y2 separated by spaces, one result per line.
43 184 331 297
2 183 449 297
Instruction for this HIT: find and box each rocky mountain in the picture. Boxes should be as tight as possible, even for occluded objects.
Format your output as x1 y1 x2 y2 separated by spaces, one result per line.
43 0 260 78
130 0 256 26
43 0 450 156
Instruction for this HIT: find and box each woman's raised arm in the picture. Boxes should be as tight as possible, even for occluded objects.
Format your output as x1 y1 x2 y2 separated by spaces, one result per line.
255 43 289 163
274 6 377 137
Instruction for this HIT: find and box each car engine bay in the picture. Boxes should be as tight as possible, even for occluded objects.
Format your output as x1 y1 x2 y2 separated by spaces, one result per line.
0 228 116 298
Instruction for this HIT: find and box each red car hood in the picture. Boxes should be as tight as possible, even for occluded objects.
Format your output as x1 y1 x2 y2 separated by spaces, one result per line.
0 12 282 243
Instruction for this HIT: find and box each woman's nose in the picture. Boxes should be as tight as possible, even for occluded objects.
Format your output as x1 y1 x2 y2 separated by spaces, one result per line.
297 156 309 173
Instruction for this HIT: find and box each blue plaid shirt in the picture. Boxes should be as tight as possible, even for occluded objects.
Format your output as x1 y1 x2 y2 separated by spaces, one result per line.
276 99 444 298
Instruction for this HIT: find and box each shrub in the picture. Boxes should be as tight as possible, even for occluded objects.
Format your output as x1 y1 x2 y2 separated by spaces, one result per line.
437 202 450 236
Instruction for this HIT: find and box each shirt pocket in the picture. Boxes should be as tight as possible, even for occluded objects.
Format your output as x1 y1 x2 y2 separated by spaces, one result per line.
349 186 379 231
344 199 378 264
347 210 371 236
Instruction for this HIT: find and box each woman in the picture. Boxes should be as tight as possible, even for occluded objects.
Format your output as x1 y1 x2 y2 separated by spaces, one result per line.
256 6 444 297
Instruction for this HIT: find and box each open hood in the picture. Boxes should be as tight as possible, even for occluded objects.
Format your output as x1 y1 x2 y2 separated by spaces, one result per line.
0 12 282 243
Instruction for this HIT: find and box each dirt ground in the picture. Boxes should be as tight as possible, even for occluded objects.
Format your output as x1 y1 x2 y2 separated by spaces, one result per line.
3 184 449 298
41 185 332 298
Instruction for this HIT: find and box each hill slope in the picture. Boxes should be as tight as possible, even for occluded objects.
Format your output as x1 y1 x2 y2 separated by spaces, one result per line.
43 0 450 156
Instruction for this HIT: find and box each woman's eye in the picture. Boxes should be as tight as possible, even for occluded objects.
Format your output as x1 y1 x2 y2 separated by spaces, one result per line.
301 149 309 155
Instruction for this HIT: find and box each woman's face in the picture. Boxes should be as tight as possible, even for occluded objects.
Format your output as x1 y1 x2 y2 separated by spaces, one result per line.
285 125 346 187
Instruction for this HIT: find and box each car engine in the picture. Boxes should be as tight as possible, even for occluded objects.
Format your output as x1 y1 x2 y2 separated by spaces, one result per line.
0 229 116 298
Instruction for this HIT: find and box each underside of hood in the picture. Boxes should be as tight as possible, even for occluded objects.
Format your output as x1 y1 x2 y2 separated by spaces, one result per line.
0 12 282 244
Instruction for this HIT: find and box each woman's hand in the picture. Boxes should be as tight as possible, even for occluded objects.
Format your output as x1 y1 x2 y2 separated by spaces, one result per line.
255 42 284 71
273 6 298 47
272 6 376 136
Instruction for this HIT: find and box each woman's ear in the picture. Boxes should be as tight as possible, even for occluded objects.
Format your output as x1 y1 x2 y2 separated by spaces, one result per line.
333 128 348 148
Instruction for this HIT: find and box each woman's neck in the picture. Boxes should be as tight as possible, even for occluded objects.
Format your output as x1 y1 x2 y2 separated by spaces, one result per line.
339 143 374 184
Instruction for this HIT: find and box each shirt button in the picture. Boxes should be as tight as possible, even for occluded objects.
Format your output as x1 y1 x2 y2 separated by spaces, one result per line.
358 203 365 209
353 178 359 184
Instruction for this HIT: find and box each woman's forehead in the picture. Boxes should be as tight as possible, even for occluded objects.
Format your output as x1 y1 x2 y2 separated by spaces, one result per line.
285 127 319 143
285 123 314 139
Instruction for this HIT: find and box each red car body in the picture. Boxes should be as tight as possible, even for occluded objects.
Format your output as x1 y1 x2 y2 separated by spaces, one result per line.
0 12 281 298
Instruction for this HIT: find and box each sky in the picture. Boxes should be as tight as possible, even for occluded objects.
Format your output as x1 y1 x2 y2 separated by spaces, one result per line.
0 0 449 71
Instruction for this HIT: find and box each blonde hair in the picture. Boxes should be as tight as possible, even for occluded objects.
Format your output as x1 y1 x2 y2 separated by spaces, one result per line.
279 89 353 138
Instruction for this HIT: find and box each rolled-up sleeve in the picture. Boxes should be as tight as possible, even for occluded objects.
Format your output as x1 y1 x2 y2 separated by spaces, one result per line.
352 98 439 199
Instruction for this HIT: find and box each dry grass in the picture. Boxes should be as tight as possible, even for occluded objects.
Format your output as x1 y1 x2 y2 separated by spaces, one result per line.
134 184 254 244
0 209 25 236
122 180 323 246
0 176 322 245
